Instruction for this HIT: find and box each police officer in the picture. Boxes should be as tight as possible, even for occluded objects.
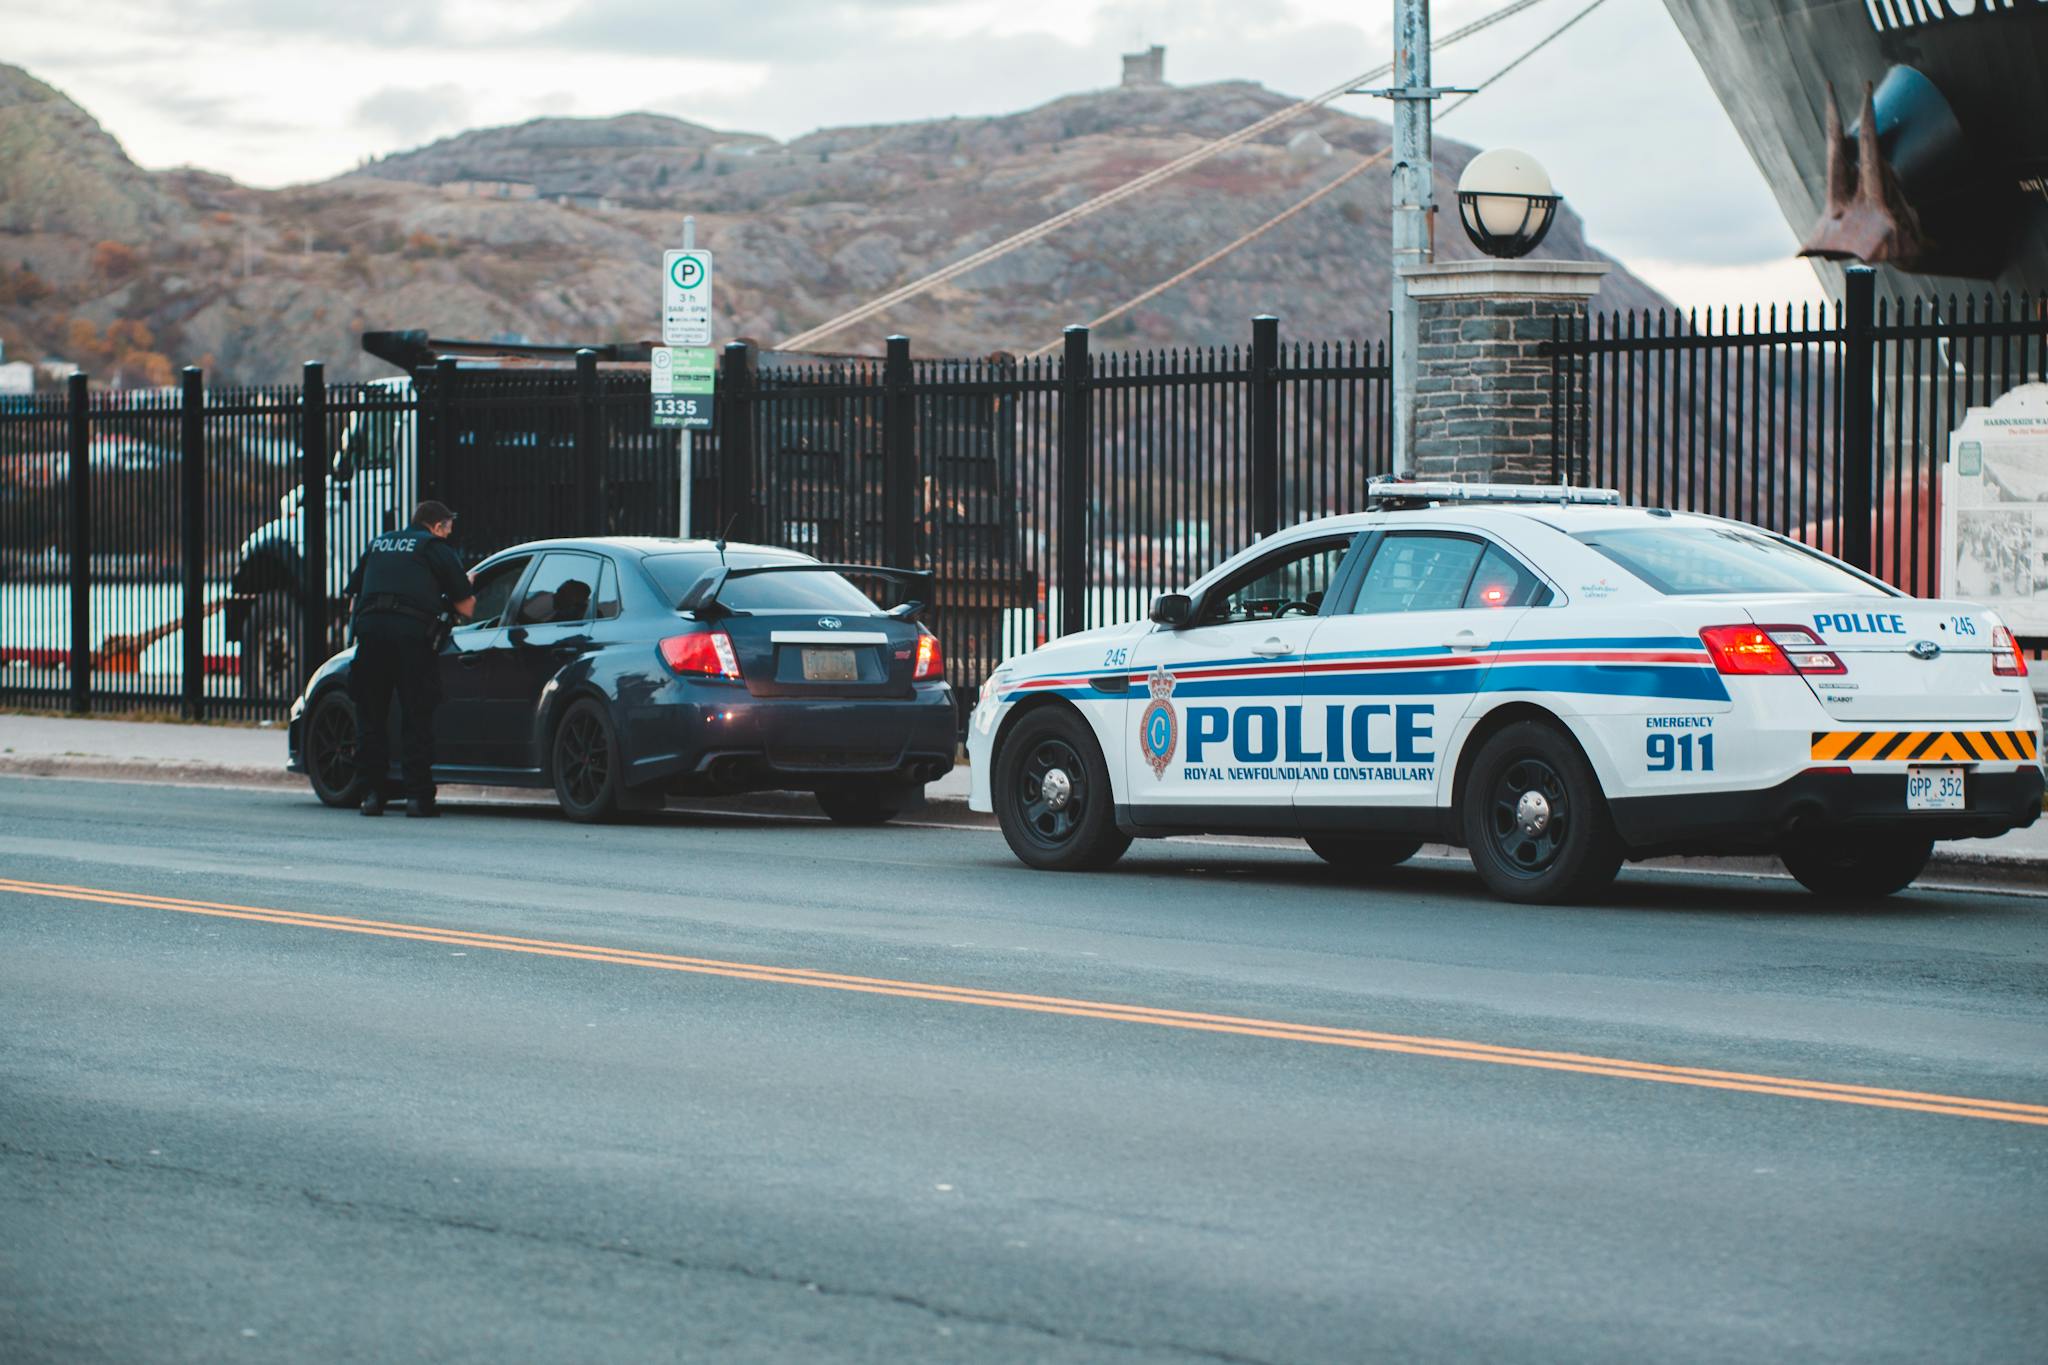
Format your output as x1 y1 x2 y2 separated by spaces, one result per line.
343 500 475 817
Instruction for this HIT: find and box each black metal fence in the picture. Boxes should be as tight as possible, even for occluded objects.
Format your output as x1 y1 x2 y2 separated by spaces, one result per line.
1547 268 2048 597
1 316 1390 727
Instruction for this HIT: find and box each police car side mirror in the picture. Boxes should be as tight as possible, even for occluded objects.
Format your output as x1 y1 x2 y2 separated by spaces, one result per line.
1150 593 1192 628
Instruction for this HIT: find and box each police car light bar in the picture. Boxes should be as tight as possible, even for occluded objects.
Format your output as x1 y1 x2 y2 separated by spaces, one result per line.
1364 478 1622 509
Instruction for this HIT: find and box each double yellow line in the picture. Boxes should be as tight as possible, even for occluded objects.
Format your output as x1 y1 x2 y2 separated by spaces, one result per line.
4 874 2046 1128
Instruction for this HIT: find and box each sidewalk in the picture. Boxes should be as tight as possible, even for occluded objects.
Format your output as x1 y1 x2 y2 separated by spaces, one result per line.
1 712 2038 879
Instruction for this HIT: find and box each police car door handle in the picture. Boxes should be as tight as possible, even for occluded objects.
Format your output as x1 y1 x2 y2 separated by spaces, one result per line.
1444 629 1486 651
1251 638 1295 657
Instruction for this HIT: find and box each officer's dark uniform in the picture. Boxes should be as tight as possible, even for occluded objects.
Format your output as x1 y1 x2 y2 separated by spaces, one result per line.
343 523 471 806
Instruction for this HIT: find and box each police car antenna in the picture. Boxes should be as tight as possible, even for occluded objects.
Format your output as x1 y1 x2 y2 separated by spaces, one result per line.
714 513 739 566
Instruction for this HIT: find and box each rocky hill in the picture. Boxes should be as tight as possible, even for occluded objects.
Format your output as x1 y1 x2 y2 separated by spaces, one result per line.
0 63 1670 385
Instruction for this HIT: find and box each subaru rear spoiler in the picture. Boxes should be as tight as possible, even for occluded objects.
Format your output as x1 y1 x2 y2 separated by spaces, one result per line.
678 563 937 620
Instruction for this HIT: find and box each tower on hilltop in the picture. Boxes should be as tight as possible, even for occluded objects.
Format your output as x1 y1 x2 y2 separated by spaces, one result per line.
1121 45 1165 88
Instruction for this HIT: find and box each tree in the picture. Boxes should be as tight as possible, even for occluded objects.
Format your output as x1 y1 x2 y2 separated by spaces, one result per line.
91 240 141 281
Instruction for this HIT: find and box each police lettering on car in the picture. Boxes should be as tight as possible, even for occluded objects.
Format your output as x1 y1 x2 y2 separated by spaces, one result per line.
341 500 476 817
968 480 2044 905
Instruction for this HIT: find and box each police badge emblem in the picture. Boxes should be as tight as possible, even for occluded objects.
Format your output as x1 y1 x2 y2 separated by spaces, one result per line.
1139 666 1178 778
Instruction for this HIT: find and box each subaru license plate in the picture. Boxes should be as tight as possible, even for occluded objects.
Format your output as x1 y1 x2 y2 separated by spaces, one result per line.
801 647 859 682
1906 765 1965 811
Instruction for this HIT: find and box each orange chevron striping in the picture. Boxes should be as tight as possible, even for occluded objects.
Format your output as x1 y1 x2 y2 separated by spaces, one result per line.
1810 729 2037 763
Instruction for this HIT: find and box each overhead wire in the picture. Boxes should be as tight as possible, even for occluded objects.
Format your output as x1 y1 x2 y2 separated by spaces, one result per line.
775 0 1561 351
1027 0 1615 354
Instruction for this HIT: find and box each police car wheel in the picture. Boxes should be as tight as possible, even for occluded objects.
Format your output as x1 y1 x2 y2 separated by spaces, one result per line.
1461 722 1623 904
305 691 372 808
1303 834 1422 875
552 698 623 823
1779 834 1933 901
995 710 1132 872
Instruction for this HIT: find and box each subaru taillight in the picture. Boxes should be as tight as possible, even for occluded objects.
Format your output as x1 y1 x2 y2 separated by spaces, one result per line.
1760 624 1846 675
913 628 944 681
1699 624 1795 676
660 631 741 680
1993 624 2029 678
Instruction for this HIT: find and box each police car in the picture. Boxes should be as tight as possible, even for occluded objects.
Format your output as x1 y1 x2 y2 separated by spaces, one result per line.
967 482 2044 903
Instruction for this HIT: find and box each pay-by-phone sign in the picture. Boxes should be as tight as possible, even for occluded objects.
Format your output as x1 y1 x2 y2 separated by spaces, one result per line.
651 346 715 430
662 250 714 347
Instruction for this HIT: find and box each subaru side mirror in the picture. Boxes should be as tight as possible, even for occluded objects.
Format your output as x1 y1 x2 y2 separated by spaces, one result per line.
1150 593 1192 628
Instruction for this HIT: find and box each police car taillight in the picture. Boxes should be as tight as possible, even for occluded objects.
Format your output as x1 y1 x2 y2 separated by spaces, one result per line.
913 628 944 681
1992 625 2029 678
660 631 741 680
1699 625 1794 675
1762 624 1845 675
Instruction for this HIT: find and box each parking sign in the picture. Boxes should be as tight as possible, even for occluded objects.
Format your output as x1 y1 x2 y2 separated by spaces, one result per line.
662 250 714 347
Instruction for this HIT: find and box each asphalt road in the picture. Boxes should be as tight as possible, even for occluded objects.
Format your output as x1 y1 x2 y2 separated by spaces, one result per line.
3 775 2045 1364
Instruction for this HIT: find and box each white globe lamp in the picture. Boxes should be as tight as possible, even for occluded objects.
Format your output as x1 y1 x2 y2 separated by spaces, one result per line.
1456 149 1561 259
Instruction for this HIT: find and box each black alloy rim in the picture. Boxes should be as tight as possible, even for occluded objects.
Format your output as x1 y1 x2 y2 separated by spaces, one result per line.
558 711 610 809
1488 756 1570 876
309 701 358 794
1016 738 1086 847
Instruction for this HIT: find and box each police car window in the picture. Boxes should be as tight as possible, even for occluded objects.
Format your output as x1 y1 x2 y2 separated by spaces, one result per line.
1353 535 1487 613
1462 545 1551 609
594 558 622 620
515 552 602 625
335 409 397 478
1197 538 1351 626
464 557 530 630
1574 526 1886 596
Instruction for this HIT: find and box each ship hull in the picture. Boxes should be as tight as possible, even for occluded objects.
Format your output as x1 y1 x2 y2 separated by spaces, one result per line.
1661 0 2048 301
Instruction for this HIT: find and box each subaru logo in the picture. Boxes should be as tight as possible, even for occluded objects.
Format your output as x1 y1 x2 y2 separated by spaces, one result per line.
818 617 842 630
1909 639 1941 660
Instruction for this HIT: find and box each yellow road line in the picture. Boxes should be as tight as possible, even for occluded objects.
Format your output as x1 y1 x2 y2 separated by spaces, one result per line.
4 874 2046 1127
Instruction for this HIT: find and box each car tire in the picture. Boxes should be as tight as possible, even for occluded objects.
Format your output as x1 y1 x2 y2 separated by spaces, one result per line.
1304 834 1423 875
551 697 624 823
1461 720 1624 904
304 690 372 808
994 708 1132 872
239 591 299 702
814 780 921 826
1780 834 1933 901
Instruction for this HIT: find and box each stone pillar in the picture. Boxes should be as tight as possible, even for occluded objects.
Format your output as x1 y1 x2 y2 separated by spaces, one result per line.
1399 259 1610 483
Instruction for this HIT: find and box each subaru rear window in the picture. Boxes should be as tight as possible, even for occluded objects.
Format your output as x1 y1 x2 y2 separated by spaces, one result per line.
1573 526 1889 596
643 554 880 612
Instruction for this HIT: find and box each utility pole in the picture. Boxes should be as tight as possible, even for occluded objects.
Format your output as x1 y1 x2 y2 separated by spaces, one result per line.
1363 0 1463 477
678 213 695 539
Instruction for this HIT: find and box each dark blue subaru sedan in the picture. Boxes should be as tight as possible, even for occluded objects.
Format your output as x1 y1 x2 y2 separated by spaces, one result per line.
288 537 957 822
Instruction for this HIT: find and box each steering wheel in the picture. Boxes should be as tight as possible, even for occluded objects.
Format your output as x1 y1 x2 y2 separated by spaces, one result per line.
1277 599 1317 617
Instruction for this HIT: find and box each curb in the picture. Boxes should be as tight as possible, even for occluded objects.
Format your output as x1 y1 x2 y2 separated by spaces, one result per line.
3 753 2040 889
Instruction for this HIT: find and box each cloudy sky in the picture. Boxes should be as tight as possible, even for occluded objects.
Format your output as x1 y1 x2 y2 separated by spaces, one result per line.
9 0 1827 310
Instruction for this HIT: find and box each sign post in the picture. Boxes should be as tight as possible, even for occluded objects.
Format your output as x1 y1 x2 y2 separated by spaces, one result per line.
660 217 714 535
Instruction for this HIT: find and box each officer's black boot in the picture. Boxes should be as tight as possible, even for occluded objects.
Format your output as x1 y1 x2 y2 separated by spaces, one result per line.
360 790 386 817
405 796 440 819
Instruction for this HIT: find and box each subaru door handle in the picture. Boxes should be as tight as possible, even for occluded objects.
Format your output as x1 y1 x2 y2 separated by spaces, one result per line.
458 654 482 669
1251 638 1296 658
551 645 581 661
1444 630 1486 651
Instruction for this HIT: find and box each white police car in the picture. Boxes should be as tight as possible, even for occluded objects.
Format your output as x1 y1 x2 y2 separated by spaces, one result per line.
967 482 2044 903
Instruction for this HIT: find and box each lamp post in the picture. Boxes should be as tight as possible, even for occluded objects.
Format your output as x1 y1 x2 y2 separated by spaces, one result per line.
1361 0 1467 477
1456 149 1561 258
